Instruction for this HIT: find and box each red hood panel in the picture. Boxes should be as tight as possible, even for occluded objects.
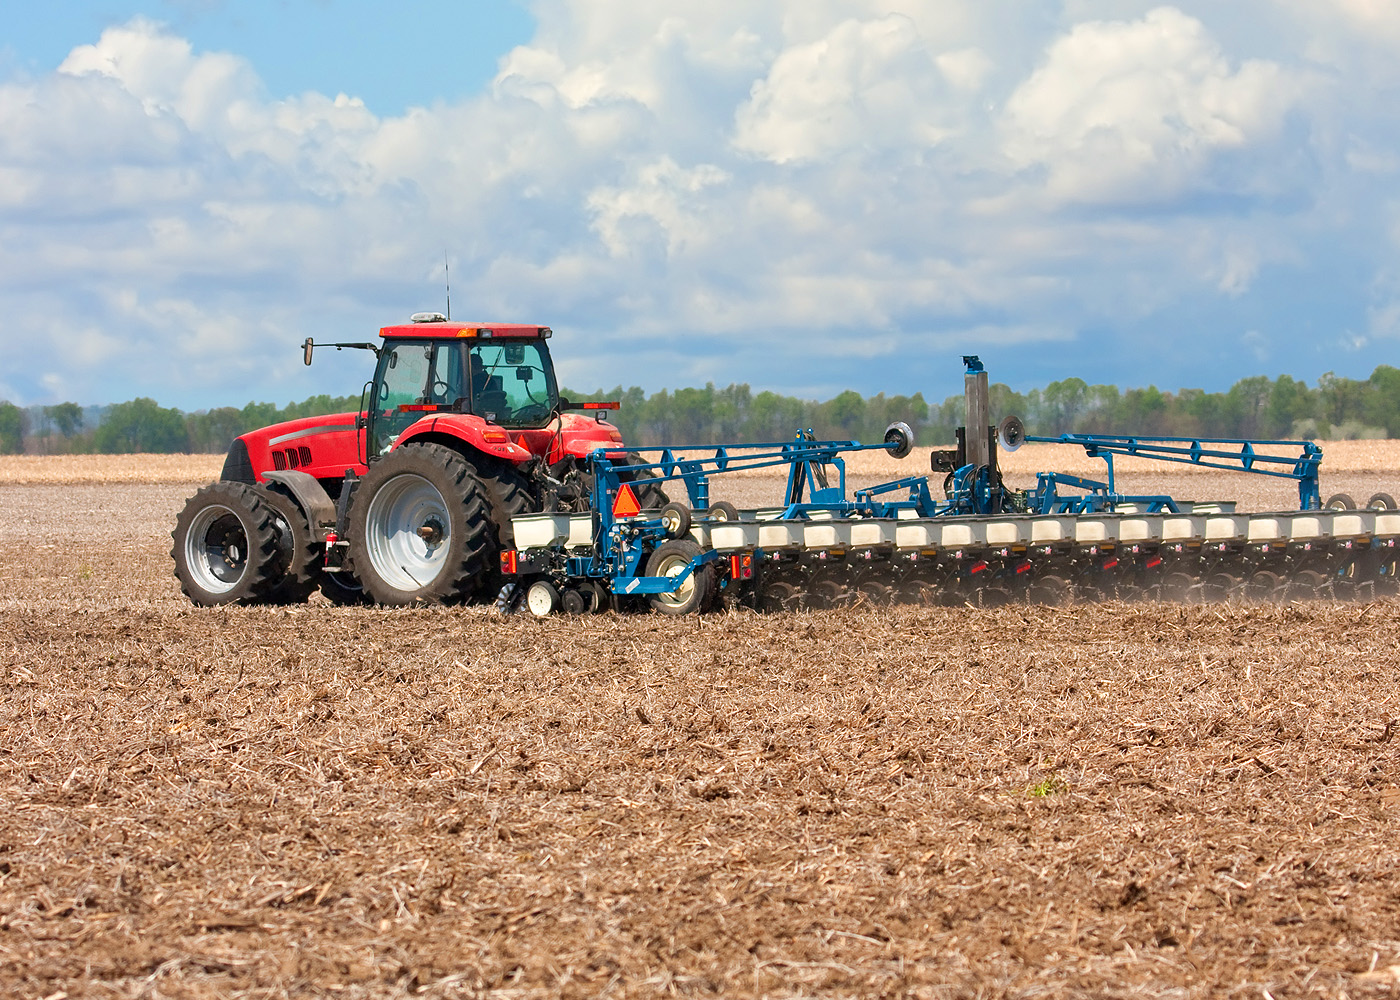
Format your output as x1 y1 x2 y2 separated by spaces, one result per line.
239 412 367 481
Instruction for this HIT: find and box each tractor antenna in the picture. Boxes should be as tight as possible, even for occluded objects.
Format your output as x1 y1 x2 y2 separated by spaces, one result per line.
444 251 451 321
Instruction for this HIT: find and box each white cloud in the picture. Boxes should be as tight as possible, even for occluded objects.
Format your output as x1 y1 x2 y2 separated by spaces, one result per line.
1 4 1399 411
587 157 731 257
1002 7 1297 204
1304 0 1400 43
733 15 952 164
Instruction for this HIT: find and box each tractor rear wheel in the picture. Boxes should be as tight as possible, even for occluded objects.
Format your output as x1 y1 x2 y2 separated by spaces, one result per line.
474 460 539 599
621 452 670 510
171 482 281 606
348 443 492 605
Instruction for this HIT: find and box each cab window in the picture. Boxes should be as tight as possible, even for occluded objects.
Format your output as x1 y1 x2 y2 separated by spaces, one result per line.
469 341 557 428
369 341 464 456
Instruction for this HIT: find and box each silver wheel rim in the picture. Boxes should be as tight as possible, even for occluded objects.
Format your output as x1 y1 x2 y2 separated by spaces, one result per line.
185 503 248 595
364 473 450 593
654 552 696 608
526 582 556 617
662 510 684 535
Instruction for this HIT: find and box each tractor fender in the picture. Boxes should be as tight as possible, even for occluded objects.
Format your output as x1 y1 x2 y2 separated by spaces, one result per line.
396 414 534 466
262 470 337 541
550 412 626 463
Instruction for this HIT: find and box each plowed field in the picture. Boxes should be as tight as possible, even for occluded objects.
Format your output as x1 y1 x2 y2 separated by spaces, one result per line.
4 453 1400 999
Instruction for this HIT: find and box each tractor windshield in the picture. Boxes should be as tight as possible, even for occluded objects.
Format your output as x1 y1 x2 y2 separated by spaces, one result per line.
466 340 558 427
368 338 559 456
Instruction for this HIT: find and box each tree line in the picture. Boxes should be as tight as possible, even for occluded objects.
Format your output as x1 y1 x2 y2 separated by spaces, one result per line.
3 366 1400 455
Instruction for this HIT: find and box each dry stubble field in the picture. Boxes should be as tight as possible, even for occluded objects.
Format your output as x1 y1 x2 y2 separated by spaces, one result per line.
4 448 1400 998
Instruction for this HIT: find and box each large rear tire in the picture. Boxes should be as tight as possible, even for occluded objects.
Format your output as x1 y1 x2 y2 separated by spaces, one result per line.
348 443 493 605
621 452 670 510
171 482 281 606
474 460 539 599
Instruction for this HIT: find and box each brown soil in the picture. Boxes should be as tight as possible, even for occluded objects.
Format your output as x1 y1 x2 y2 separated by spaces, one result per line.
4 452 1400 998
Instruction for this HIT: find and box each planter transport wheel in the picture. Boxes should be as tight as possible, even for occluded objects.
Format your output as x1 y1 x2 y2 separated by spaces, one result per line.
706 501 740 522
645 539 714 615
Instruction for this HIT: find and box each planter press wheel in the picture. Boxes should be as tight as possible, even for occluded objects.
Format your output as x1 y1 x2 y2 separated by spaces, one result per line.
1244 570 1282 603
1202 571 1240 603
855 577 894 607
1157 571 1201 604
527 579 560 617
1027 574 1072 607
1286 568 1325 600
758 578 802 613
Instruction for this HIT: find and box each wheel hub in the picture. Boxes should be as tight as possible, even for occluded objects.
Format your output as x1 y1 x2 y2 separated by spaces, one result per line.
185 505 248 594
363 473 452 593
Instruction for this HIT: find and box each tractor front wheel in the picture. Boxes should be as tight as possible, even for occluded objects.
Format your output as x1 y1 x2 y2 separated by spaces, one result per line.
348 443 492 605
171 482 281 606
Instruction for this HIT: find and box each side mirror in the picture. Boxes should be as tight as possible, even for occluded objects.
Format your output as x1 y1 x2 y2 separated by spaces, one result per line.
302 338 314 366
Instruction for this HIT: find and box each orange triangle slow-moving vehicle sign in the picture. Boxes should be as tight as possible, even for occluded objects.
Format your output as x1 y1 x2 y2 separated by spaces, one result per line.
612 483 642 518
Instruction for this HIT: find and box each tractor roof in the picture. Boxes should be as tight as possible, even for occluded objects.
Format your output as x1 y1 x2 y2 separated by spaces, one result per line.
379 317 551 340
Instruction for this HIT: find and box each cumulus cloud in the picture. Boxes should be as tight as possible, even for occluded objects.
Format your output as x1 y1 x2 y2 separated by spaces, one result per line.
733 15 954 164
1001 7 1297 204
1 3 1399 411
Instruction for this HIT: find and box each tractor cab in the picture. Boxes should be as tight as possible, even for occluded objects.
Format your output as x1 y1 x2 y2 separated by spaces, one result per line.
367 322 559 457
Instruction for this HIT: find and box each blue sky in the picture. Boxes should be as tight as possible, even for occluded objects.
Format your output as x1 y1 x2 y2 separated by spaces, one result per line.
4 1 1400 411
0 1 534 114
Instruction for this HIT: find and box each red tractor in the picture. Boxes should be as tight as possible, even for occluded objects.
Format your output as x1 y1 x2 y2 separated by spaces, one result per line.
172 313 661 607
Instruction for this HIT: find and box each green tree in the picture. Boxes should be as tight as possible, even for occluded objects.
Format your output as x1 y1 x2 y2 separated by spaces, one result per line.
0 402 23 454
1265 374 1315 438
44 402 83 438
1365 366 1400 437
186 407 250 453
819 390 866 439
1038 377 1088 433
93 398 189 453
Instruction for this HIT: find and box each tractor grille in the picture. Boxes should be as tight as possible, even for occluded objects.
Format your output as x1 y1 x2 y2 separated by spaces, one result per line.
271 445 314 471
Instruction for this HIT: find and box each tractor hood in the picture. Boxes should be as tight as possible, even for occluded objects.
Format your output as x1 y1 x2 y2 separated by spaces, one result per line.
222 411 366 484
